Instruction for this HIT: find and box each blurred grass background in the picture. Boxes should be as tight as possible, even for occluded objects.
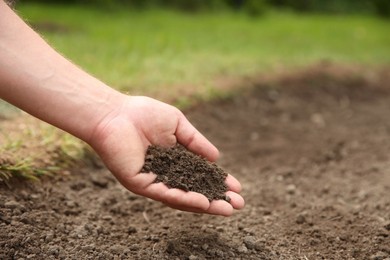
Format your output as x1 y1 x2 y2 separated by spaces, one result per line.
15 3 390 102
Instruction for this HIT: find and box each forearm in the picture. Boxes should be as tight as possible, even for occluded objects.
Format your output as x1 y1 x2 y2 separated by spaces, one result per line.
0 1 123 142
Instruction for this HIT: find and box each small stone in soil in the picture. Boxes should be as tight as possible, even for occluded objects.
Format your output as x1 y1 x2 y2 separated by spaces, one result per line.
243 236 257 250
141 144 230 202
296 215 306 224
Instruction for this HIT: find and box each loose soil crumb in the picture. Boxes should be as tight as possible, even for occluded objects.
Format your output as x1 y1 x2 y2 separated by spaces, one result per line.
141 144 230 202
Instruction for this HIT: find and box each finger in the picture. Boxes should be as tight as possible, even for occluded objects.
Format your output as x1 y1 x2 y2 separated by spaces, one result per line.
206 200 234 216
226 174 242 193
175 113 219 162
162 188 210 210
165 200 234 217
167 191 244 213
120 173 157 195
124 176 211 211
164 203 207 214
138 182 169 202
226 191 245 210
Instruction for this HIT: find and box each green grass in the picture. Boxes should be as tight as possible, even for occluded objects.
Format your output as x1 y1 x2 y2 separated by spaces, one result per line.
16 4 390 100
0 117 88 182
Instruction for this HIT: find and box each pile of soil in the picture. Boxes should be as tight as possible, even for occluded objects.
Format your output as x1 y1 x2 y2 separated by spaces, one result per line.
141 145 229 202
1 64 389 259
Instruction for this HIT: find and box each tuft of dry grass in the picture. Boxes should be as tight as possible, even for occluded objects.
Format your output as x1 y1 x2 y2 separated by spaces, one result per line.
0 114 91 182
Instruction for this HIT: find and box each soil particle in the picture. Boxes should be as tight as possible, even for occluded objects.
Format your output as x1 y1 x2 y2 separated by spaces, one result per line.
285 184 297 194
141 144 229 202
90 174 109 188
237 244 248 253
296 214 306 224
4 200 23 210
109 244 127 255
127 226 137 234
370 251 389 260
188 255 198 260
384 223 390 231
243 236 257 250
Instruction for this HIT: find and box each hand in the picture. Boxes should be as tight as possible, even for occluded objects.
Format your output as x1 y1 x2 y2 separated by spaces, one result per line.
89 95 244 216
0 1 244 215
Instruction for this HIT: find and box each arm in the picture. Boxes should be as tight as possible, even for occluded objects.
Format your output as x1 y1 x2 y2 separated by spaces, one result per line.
0 1 120 141
0 1 244 216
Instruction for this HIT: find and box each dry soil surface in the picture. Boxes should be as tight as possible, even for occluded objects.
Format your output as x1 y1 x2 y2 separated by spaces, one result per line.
1 64 390 259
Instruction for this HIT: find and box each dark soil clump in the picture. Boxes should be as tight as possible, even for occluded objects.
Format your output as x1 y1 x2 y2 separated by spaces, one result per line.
141 145 230 202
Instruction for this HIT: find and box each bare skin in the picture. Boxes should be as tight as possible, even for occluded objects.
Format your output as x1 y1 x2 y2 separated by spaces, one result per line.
0 1 244 216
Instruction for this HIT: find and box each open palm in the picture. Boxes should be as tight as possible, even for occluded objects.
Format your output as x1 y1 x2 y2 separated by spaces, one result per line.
89 96 244 216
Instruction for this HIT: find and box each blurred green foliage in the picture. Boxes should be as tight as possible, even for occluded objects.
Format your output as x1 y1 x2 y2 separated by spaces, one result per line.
268 0 389 17
17 3 390 98
244 0 268 17
372 0 390 17
18 0 390 17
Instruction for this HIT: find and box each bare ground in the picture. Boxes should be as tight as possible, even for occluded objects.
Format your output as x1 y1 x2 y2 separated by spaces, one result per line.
1 63 389 259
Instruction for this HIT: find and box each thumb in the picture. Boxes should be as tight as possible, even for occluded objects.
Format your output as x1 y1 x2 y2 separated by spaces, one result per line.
175 113 219 162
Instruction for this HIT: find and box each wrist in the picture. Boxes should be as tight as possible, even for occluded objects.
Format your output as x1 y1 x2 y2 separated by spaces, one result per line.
78 87 127 145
